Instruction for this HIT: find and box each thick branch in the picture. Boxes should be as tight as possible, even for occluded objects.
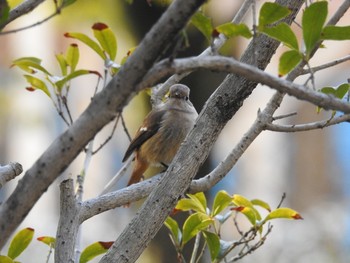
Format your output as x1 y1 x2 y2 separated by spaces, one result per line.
145 56 350 113
55 179 80 263
100 1 304 262
0 0 205 249
0 162 23 189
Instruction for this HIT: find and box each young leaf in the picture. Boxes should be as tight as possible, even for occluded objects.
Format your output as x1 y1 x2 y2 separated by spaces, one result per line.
231 206 257 226
92 23 117 61
182 212 213 246
0 255 14 263
12 57 51 75
215 23 252 39
232 194 261 224
211 190 232 216
258 2 291 27
251 199 271 212
302 1 328 57
7 228 34 260
55 69 102 92
322 25 350 40
23 75 51 97
334 83 350 99
37 236 56 247
55 53 68 76
164 217 182 246
202 231 220 261
79 241 113 263
264 207 303 222
176 192 207 214
278 50 302 76
66 43 79 72
190 12 213 41
64 32 106 60
262 22 299 50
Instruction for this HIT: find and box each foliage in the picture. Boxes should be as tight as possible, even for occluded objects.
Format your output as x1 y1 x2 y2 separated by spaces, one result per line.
0 228 112 263
165 191 302 262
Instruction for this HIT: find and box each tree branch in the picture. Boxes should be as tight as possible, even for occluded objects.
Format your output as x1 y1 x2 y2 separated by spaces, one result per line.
0 162 23 189
144 56 350 113
265 114 350 132
0 0 206 249
0 0 45 30
55 179 81 263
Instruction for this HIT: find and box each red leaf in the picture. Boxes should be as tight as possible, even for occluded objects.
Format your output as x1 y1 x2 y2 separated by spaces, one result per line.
26 87 35 92
70 43 78 47
92 22 108 31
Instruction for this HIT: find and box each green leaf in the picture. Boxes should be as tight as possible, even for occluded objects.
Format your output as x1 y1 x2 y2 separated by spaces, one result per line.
24 75 51 97
215 23 252 39
7 228 34 259
37 236 56 247
264 207 303 222
258 2 291 27
302 1 328 57
12 57 51 75
278 50 302 76
66 43 79 72
0 255 14 263
251 199 271 212
320 84 349 100
262 22 299 50
164 217 182 246
211 190 232 216
55 69 102 91
0 0 10 25
64 32 106 60
182 212 213 246
334 83 350 99
322 25 350 40
92 23 117 61
80 241 113 263
55 53 68 76
202 231 220 261
190 12 213 41
231 194 261 225
176 192 207 214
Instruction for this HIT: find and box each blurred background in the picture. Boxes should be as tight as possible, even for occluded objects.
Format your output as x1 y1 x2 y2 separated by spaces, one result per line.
0 0 350 262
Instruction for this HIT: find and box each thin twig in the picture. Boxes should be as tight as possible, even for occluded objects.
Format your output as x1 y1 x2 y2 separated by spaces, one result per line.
189 233 201 263
276 193 286 208
272 112 297 121
92 114 120 155
266 113 350 132
299 54 350 75
121 113 132 142
0 10 60 35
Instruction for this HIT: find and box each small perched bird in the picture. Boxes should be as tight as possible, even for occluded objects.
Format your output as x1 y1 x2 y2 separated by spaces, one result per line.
122 84 198 186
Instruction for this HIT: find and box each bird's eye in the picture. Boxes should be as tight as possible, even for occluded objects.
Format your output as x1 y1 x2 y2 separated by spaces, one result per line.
185 96 189 101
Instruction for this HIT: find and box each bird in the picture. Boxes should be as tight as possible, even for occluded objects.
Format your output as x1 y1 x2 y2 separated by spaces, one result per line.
122 84 198 186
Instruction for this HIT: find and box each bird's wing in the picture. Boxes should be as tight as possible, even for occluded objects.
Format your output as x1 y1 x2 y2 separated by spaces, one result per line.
122 109 166 162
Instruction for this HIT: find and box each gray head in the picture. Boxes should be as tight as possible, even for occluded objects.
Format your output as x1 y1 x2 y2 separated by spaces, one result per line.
169 84 190 100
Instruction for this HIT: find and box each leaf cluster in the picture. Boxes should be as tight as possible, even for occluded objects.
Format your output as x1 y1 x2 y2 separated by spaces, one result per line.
165 191 302 262
0 228 112 263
